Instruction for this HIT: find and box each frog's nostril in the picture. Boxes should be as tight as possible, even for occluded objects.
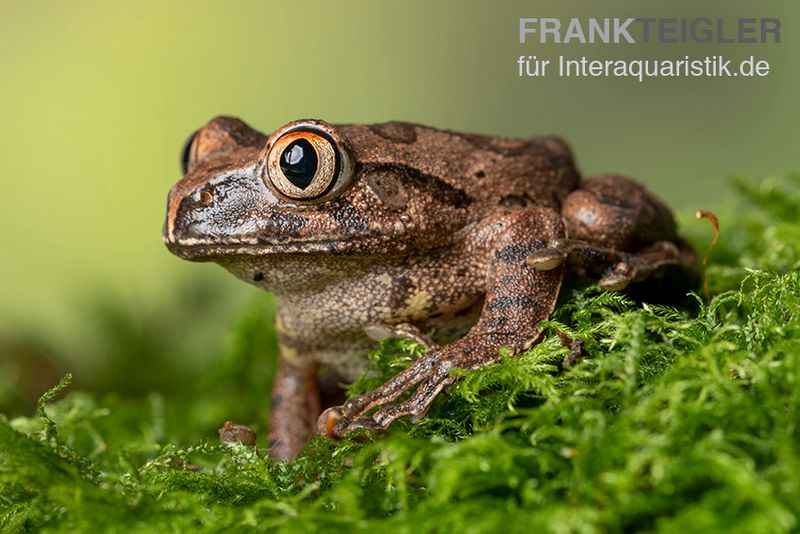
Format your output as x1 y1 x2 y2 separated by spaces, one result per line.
199 190 213 206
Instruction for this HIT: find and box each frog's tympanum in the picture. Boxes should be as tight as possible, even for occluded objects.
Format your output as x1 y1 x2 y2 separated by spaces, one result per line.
164 117 695 460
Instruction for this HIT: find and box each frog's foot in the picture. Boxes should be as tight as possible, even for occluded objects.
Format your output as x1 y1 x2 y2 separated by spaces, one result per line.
319 334 513 437
527 239 690 291
319 206 566 439
363 322 438 350
318 349 448 437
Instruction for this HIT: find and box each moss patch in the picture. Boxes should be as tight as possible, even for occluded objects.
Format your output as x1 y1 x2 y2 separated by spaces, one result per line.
2 176 800 533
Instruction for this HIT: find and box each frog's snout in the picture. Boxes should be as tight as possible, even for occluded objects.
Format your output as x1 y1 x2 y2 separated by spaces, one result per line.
163 185 182 246
163 165 265 257
163 182 206 249
162 181 223 259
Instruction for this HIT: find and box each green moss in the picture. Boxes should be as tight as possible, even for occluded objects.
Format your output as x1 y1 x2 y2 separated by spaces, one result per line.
2 176 800 533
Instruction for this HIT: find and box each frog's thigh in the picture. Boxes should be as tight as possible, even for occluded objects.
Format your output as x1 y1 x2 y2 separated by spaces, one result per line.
268 356 320 461
321 207 566 437
561 173 678 249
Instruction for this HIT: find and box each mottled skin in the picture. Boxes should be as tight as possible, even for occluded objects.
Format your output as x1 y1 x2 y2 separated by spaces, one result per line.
164 116 695 460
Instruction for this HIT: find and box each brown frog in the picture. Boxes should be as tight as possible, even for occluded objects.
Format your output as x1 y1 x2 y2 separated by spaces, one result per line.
164 117 695 460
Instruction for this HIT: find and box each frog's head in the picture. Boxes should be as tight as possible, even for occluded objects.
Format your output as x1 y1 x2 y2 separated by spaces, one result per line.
164 117 472 261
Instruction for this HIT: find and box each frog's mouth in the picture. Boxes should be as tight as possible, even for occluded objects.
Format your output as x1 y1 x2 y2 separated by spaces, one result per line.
164 236 399 261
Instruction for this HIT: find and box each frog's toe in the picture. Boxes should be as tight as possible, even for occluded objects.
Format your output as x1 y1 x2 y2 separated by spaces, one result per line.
354 368 454 432
598 241 686 291
341 415 385 434
370 401 427 429
598 261 635 291
318 407 381 439
342 393 374 417
527 247 567 270
318 406 343 439
363 322 437 350
337 403 419 435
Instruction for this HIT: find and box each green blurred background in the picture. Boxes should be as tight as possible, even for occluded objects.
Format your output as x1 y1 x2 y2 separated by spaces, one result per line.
1 0 797 412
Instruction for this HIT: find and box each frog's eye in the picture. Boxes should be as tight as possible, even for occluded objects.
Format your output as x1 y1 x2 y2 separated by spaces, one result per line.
181 130 198 174
265 125 353 202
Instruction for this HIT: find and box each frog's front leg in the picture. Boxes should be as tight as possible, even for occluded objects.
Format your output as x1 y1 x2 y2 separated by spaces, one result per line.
318 207 565 438
268 355 321 461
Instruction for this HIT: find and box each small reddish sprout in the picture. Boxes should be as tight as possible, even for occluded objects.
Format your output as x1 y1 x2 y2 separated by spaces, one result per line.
695 210 719 303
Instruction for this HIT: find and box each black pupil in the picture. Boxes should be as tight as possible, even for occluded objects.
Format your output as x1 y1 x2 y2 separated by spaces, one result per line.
280 139 318 189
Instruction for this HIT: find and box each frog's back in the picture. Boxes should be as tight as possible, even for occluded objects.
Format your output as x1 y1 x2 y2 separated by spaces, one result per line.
338 121 581 214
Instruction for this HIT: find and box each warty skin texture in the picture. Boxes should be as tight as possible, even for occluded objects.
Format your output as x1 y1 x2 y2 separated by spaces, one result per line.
164 116 695 460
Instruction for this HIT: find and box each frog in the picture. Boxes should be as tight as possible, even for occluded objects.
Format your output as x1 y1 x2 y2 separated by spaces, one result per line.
163 116 696 461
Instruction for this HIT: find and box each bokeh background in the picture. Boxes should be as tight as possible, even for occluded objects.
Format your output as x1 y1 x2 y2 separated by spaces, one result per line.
1 0 797 413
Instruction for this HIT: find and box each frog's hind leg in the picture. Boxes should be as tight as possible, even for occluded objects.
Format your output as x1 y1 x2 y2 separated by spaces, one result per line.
528 174 696 291
527 238 693 291
318 207 565 438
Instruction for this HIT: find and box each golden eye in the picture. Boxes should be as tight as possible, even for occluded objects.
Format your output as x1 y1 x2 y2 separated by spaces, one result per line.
265 124 352 202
